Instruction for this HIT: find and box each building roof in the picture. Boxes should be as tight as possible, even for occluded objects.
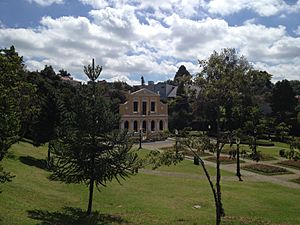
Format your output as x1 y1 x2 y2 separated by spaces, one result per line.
130 88 160 97
167 86 178 98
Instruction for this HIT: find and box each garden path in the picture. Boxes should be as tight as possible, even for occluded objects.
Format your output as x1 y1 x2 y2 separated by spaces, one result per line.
137 139 300 190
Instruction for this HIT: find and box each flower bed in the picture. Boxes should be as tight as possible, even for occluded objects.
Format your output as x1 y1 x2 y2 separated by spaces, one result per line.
205 156 245 164
278 160 300 170
242 164 292 175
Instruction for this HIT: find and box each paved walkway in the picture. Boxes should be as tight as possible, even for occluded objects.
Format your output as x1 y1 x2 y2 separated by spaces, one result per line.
136 139 300 190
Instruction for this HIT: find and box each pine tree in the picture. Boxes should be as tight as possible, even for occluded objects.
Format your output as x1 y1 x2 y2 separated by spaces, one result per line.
50 59 141 215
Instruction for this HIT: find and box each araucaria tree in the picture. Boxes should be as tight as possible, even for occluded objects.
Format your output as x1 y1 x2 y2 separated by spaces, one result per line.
50 59 141 215
195 48 252 225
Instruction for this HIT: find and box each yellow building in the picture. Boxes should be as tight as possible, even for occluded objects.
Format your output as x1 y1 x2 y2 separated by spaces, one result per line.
119 88 168 134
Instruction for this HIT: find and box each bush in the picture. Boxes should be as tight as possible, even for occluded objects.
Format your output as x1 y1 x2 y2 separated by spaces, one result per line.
193 156 200 165
279 149 285 157
147 131 169 142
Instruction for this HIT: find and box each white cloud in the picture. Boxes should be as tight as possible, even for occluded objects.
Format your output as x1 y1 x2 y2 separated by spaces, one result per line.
0 4 299 83
206 0 300 16
254 61 300 82
294 26 300 35
80 0 207 18
27 0 64 6
0 20 5 28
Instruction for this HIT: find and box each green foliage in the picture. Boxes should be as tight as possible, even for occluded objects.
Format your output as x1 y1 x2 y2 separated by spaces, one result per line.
168 96 193 130
271 80 297 122
0 46 38 186
285 137 300 160
275 122 290 142
50 130 141 185
50 63 143 214
279 149 285 157
174 65 192 85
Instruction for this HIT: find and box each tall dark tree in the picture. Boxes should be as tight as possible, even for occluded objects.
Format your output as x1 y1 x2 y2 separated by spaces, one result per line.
27 70 62 166
174 65 192 85
0 46 37 188
271 79 297 123
289 80 300 96
50 60 141 215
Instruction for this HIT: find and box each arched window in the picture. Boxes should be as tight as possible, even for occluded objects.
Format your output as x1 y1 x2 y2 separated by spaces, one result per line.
133 121 138 132
151 120 155 131
159 120 164 131
124 121 129 130
142 121 147 132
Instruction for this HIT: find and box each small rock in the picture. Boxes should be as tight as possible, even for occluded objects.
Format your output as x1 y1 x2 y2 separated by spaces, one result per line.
193 205 201 209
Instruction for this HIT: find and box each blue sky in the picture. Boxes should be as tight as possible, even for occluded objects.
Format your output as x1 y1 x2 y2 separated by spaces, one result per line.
0 0 299 84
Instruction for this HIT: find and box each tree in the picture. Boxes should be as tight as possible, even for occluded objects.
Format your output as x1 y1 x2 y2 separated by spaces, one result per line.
168 96 193 130
0 46 37 188
289 80 300 96
286 137 300 160
58 69 71 77
174 65 192 85
271 80 297 123
195 48 252 224
50 60 141 215
27 69 76 167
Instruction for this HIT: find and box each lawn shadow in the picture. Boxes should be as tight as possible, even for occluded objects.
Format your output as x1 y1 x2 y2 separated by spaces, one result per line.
19 156 48 170
27 207 128 225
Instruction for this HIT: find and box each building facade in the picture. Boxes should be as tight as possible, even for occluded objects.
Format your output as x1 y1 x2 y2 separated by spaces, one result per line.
119 88 168 134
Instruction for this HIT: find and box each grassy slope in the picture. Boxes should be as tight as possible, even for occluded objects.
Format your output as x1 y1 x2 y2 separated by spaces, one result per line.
0 142 299 225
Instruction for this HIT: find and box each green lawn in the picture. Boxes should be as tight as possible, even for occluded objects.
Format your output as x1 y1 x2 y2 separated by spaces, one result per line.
0 142 299 225
138 148 233 176
223 141 290 158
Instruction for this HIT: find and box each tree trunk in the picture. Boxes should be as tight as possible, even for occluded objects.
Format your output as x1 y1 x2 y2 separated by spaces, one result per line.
198 158 219 225
47 147 51 167
216 147 223 224
216 109 224 224
87 156 95 215
236 143 242 181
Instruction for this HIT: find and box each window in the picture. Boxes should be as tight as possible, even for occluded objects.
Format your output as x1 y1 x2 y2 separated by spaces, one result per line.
142 121 147 132
159 120 164 131
142 102 147 115
133 121 138 132
133 101 138 112
151 101 156 112
151 120 155 131
124 121 129 129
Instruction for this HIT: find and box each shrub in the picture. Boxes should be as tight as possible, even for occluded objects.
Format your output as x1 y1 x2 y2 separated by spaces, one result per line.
194 156 200 165
147 131 169 142
279 149 285 157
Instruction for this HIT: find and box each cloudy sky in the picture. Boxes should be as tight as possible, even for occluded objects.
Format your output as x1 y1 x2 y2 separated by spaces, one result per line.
0 0 299 84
